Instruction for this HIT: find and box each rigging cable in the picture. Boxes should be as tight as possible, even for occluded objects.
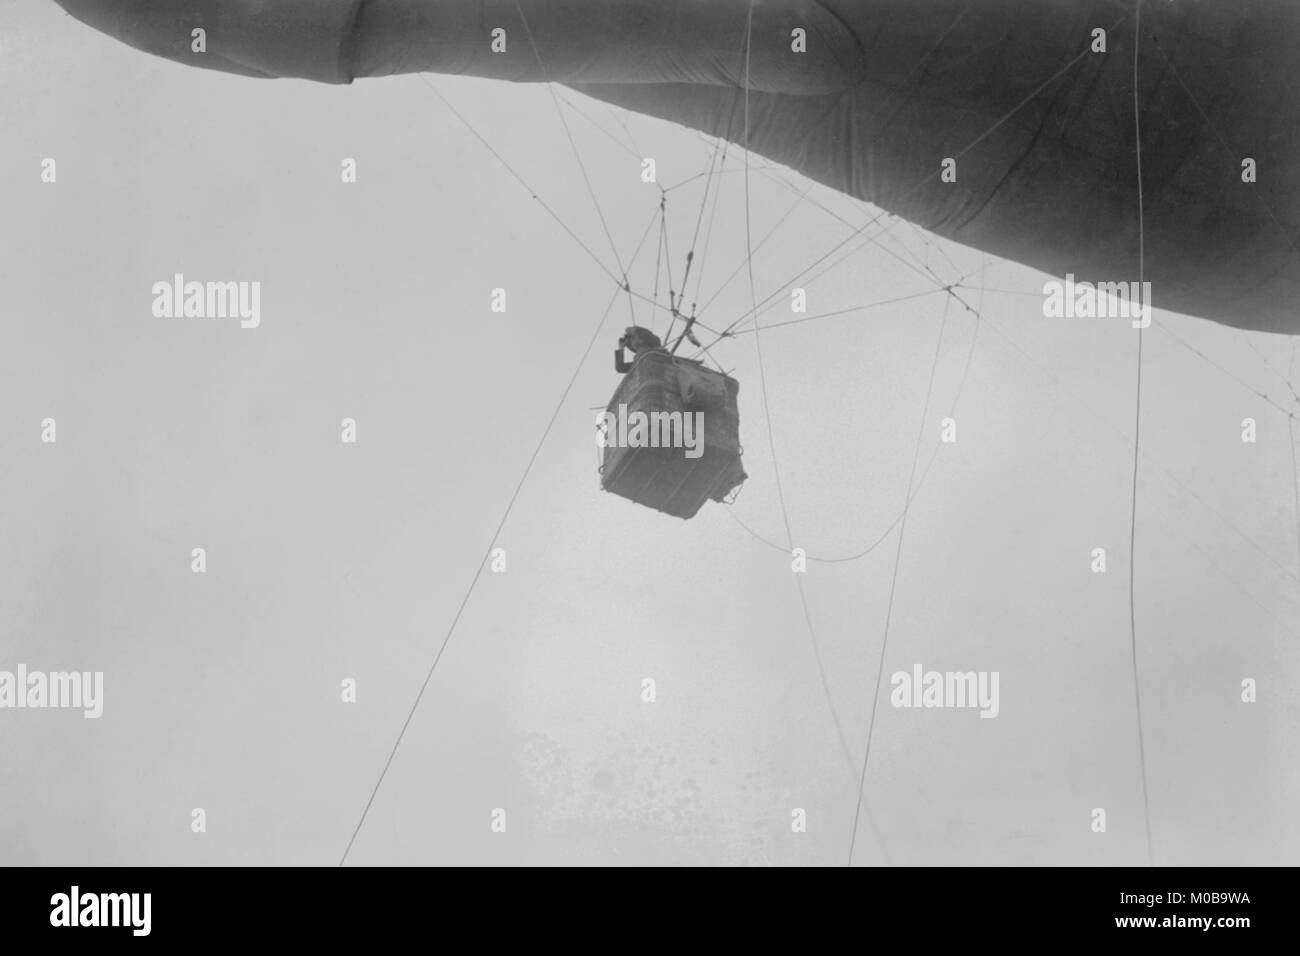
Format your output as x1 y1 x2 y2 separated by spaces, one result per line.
846 296 953 867
1128 0 1155 868
512 1 630 294
1292 342 1300 575
702 16 1127 349
727 259 986 564
338 286 623 866
339 196 663 864
738 0 891 863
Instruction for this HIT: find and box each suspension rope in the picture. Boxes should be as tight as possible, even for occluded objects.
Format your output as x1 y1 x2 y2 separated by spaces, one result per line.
847 296 952 867
685 140 733 324
751 166 959 293
338 288 622 866
704 16 1126 348
1127 0 1155 868
726 261 987 564
967 306 1300 597
677 136 725 301
512 1 628 285
957 284 1300 418
1292 341 1300 575
694 180 820 319
727 289 952 336
417 76 622 290
1239 332 1300 404
739 0 890 862
553 89 646 164
650 200 667 336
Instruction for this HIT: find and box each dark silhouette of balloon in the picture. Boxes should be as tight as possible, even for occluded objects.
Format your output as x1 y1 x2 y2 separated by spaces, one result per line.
54 0 1299 333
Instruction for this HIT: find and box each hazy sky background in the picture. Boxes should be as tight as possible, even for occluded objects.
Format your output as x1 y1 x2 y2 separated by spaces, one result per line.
2 0 1297 866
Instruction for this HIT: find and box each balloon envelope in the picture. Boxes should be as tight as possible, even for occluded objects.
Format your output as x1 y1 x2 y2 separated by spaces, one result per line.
54 0 1300 333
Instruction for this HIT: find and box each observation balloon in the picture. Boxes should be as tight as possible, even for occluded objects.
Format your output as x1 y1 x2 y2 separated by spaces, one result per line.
54 0 1300 332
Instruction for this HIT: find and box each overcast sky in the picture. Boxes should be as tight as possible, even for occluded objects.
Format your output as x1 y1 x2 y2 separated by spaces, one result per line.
2 0 1297 866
